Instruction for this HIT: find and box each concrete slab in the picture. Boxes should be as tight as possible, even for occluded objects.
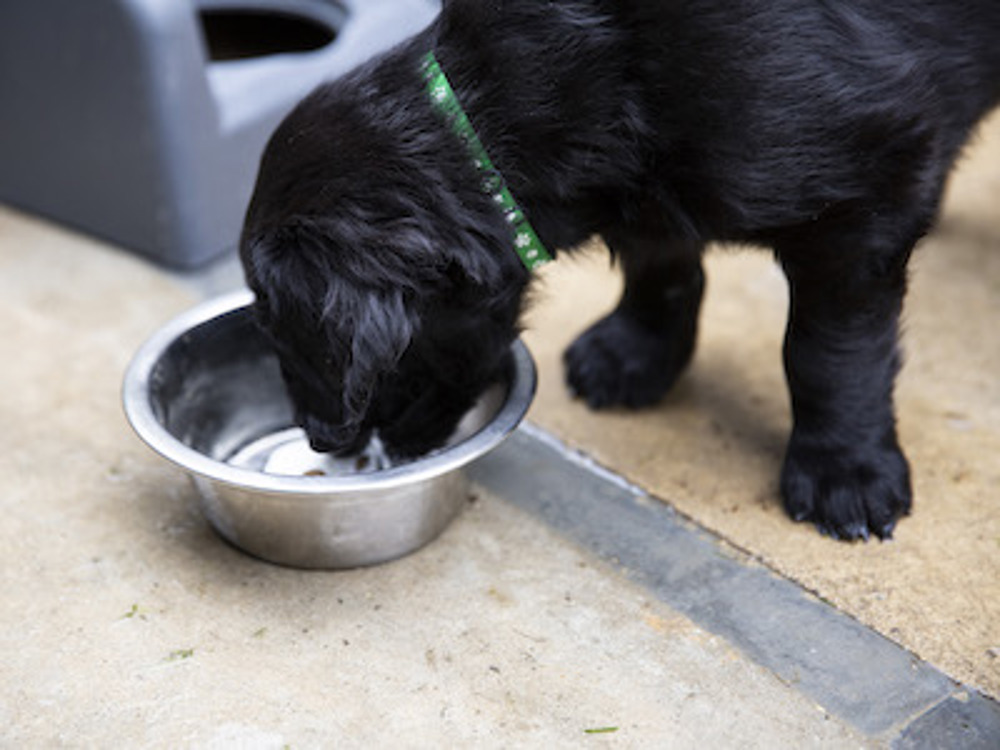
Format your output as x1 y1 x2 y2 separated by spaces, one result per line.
0 477 874 747
894 694 1000 750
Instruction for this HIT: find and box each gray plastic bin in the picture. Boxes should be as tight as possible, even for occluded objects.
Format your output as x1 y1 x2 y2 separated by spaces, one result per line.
0 0 438 267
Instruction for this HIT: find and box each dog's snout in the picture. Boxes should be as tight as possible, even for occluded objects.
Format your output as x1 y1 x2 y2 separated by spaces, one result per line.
306 434 337 453
301 413 370 456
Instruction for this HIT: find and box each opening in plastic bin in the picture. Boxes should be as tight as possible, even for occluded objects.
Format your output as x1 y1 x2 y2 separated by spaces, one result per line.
200 8 338 61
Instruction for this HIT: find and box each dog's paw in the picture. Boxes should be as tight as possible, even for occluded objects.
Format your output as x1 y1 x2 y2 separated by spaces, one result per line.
780 438 912 541
563 310 694 409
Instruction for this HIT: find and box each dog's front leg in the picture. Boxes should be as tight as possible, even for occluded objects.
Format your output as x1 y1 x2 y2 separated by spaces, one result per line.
564 231 704 409
778 245 913 540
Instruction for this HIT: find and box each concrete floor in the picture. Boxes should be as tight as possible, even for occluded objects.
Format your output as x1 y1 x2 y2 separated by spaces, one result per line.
2 205 998 748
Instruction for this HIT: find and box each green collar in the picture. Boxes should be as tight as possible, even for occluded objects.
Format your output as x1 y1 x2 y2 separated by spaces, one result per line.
421 52 553 272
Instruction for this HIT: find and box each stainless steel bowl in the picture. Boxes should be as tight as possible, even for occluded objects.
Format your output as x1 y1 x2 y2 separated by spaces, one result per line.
122 290 536 569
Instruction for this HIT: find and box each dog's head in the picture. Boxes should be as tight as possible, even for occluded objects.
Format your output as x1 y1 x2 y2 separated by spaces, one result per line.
240 75 530 458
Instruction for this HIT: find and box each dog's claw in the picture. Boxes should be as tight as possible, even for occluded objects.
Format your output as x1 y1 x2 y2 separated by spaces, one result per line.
827 521 869 542
814 520 871 542
809 514 895 543
874 521 896 541
816 522 837 540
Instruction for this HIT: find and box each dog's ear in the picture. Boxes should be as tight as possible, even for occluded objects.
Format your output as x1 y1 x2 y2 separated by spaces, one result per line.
321 280 419 429
241 224 419 432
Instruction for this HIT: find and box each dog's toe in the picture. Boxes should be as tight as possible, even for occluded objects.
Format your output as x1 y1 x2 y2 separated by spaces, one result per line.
564 340 619 408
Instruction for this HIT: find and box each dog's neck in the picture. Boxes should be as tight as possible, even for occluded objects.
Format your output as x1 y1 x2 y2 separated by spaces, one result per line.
426 0 649 252
421 52 552 272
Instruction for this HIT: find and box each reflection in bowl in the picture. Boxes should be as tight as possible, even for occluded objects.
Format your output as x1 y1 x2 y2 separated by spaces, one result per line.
228 428 393 477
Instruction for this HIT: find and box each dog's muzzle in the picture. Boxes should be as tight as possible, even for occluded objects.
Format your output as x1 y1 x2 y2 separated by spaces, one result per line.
301 413 371 456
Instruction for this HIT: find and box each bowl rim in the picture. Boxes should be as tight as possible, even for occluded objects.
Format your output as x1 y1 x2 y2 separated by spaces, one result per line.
122 289 537 495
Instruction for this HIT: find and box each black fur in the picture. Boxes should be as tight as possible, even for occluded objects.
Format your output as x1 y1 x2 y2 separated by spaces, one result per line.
240 0 1000 540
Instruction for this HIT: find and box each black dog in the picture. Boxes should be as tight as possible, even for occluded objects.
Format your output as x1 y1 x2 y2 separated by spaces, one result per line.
240 0 1000 541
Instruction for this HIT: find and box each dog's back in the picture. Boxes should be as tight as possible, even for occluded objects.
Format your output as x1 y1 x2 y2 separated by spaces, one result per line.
618 0 1000 242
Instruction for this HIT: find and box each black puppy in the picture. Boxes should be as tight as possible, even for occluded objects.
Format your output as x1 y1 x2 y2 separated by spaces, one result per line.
240 0 1000 541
